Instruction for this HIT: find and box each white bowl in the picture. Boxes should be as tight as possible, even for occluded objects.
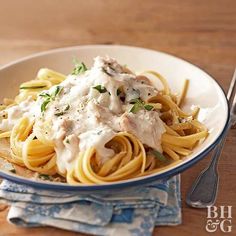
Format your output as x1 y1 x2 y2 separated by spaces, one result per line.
0 45 229 191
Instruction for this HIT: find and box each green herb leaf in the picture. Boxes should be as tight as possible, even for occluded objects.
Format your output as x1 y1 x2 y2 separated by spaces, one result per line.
39 92 50 98
144 104 154 111
20 86 46 90
129 98 143 104
41 98 51 112
130 103 143 114
129 98 143 114
93 85 107 93
72 60 87 75
38 174 51 181
40 86 63 113
51 86 62 99
129 98 154 113
151 150 167 162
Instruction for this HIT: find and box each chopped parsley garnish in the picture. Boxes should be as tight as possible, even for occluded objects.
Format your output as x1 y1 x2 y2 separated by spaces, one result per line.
144 104 154 111
129 98 142 104
38 174 52 181
51 86 63 99
72 59 87 75
39 86 63 113
93 85 108 93
129 98 154 113
129 98 143 113
151 150 167 162
65 139 70 144
129 103 142 113
41 98 51 112
39 92 50 98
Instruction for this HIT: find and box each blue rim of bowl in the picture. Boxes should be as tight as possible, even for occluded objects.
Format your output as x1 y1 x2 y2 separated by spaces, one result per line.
0 45 230 191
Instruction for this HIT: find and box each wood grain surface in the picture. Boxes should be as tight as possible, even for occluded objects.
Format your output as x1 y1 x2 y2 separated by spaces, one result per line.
0 0 235 235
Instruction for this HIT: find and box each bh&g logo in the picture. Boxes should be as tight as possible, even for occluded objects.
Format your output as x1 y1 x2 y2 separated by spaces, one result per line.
206 206 232 233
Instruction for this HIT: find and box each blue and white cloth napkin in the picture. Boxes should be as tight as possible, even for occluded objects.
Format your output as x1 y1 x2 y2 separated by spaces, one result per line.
0 175 181 236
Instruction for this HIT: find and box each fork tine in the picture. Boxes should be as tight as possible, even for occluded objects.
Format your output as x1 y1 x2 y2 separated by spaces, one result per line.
227 68 236 101
229 69 236 128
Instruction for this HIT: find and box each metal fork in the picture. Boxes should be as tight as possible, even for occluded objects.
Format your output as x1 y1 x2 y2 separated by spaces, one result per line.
186 69 236 208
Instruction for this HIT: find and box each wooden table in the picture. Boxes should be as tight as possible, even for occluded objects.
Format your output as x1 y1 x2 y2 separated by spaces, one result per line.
0 0 235 235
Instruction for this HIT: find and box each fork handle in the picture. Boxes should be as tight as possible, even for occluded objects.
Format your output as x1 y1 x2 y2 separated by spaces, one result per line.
186 148 220 208
186 122 230 208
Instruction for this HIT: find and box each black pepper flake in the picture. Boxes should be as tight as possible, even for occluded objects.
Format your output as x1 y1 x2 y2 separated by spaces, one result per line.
148 93 151 96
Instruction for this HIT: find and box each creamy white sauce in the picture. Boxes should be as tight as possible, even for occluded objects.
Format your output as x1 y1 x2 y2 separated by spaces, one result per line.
0 97 38 131
0 56 166 174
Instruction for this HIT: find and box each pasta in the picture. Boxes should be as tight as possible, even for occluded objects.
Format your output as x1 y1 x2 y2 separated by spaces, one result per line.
0 56 208 184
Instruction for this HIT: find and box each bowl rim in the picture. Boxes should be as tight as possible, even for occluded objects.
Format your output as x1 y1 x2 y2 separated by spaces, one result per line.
0 44 230 191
